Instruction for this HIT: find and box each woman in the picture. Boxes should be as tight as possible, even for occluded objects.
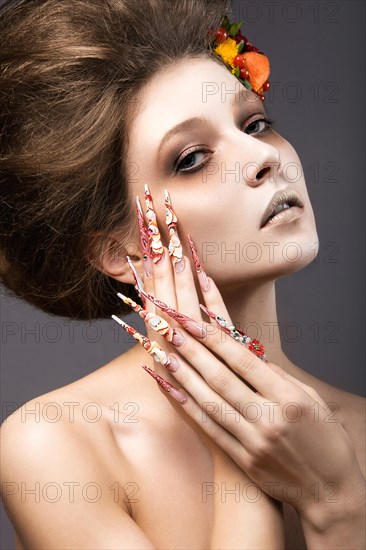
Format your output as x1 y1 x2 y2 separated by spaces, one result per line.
0 0 364 548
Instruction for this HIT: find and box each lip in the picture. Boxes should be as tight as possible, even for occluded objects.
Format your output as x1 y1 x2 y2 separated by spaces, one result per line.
260 189 304 228
261 205 303 228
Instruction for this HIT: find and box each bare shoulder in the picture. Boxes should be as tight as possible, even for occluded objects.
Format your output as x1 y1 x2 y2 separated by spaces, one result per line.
341 389 365 471
0 358 137 483
0 366 156 549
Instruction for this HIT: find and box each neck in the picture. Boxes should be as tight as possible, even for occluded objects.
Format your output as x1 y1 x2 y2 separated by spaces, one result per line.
220 280 290 369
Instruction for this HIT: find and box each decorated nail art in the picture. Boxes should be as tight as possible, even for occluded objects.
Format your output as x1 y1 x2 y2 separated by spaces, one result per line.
138 288 207 339
117 292 184 347
111 314 177 370
135 196 154 278
187 234 210 292
126 255 144 291
199 304 267 362
164 189 184 273
126 255 146 306
144 183 164 263
141 365 187 403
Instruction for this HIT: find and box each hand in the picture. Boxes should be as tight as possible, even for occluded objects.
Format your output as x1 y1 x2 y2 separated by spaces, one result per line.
113 185 365 531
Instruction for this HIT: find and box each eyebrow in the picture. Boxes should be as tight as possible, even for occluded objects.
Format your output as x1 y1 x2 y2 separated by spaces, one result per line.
157 87 259 159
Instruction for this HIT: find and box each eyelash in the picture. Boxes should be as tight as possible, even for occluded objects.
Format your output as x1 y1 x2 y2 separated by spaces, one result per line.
174 117 276 175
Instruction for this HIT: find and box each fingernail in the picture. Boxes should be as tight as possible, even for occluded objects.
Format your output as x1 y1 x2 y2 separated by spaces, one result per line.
199 304 267 361
145 184 164 264
141 365 187 403
166 355 180 372
126 256 146 306
164 189 184 273
171 329 185 347
117 292 183 347
174 257 185 273
138 288 207 339
126 256 144 290
187 235 210 291
111 314 171 367
135 196 154 278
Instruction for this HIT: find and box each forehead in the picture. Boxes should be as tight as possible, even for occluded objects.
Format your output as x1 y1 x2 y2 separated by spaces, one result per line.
127 57 261 146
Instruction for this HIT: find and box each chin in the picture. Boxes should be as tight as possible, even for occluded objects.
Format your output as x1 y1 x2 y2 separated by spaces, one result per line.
266 228 320 280
249 227 320 284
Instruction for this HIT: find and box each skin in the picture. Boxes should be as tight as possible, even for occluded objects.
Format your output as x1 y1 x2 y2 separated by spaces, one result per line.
1 57 365 549
124 56 319 369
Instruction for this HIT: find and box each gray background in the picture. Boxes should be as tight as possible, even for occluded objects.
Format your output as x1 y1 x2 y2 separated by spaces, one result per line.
1 1 365 548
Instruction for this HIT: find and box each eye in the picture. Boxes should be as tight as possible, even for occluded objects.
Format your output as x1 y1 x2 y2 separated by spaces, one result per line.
175 146 211 175
244 117 275 136
174 117 276 175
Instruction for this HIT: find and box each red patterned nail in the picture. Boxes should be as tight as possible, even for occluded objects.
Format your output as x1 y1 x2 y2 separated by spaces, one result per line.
187 234 210 291
144 183 164 264
141 365 187 403
164 189 184 273
117 292 185 347
135 196 154 278
138 289 207 339
111 314 177 369
199 304 267 361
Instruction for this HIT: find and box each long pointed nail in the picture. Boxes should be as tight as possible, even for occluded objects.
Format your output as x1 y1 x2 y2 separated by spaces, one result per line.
117 292 185 347
199 305 267 361
187 235 210 291
126 255 145 290
126 255 146 306
138 289 207 339
135 196 154 278
164 189 185 273
144 183 165 264
141 365 187 403
111 314 177 370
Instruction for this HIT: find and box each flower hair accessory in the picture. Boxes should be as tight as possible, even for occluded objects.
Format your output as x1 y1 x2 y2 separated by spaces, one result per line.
209 15 270 101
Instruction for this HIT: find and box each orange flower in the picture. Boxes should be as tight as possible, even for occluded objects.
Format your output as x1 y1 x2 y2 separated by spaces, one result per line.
242 52 270 92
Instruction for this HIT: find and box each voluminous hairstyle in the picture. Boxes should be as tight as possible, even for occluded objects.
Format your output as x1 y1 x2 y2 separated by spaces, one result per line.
0 0 231 320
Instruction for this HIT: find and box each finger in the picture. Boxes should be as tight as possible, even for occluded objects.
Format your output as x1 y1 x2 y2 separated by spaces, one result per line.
134 194 155 315
200 324 293 401
187 235 233 324
173 253 202 319
169 328 266 409
129 293 264 407
265 361 326 404
151 245 177 310
164 190 201 320
181 397 251 470
113 304 256 436
144 185 178 312
150 376 249 470
139 292 290 402
158 352 257 443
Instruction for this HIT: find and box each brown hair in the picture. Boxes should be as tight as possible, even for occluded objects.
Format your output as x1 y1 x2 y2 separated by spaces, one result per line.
0 0 231 319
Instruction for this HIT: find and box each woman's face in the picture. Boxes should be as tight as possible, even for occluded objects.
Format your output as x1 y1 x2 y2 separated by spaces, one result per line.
126 57 319 289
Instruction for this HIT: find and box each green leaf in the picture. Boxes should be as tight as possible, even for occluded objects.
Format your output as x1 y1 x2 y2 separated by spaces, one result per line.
242 79 252 90
220 15 231 32
233 66 240 77
228 21 244 36
237 40 245 53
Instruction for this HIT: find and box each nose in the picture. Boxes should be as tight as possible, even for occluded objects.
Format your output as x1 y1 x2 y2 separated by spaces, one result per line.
243 140 281 187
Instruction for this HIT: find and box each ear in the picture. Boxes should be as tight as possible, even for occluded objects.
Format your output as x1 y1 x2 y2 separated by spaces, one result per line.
84 234 144 285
